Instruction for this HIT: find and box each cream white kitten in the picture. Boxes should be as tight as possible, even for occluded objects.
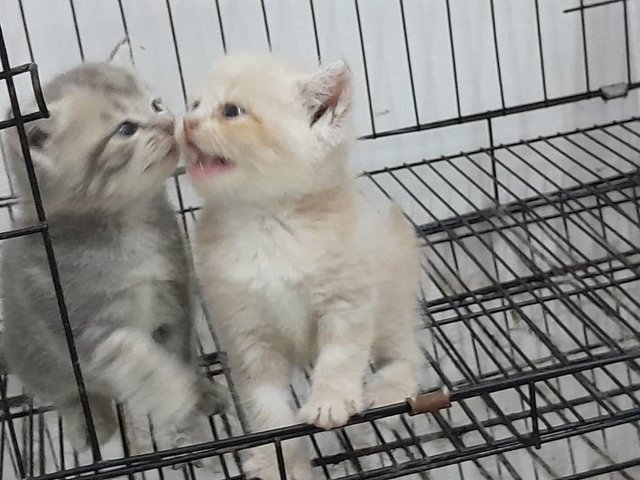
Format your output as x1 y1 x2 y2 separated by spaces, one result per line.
178 54 421 479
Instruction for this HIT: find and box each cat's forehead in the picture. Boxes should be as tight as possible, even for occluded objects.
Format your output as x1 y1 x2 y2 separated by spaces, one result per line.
60 88 130 115
46 63 148 104
203 54 298 102
50 89 132 135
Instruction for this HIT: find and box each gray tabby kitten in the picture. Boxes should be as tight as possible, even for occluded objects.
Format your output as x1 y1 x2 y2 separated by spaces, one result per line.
1 60 226 449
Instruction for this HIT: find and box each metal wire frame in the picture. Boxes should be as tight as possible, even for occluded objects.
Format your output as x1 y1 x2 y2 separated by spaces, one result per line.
4 348 639 480
2 1 640 479
1 116 638 480
348 0 640 139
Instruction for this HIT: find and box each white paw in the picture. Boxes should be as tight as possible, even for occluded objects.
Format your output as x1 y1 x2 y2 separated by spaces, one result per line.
298 392 362 430
244 445 311 480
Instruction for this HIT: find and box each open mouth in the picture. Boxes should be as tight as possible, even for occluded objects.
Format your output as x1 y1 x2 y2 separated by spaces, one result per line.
187 153 235 179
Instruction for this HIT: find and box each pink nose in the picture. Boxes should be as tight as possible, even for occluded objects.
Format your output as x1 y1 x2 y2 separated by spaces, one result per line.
183 117 200 144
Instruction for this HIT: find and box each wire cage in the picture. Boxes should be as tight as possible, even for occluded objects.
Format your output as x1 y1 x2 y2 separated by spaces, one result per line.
1 1 640 479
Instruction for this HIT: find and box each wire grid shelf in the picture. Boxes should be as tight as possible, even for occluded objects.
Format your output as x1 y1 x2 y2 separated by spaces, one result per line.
1 0 640 479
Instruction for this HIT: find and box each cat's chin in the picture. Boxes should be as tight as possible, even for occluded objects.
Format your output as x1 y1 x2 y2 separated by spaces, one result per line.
187 154 234 180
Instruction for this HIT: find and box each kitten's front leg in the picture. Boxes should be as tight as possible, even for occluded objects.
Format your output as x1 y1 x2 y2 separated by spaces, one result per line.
229 335 311 480
299 300 374 430
59 393 117 451
88 328 213 431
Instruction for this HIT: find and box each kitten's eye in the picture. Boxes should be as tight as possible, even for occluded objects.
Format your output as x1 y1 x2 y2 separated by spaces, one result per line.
221 103 244 119
151 98 166 113
190 100 201 110
117 122 139 137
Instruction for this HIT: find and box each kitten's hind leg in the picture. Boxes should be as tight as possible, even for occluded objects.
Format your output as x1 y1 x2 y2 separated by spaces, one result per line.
60 393 117 452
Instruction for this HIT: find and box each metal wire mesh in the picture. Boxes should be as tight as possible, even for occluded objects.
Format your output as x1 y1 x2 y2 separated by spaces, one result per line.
0 0 639 479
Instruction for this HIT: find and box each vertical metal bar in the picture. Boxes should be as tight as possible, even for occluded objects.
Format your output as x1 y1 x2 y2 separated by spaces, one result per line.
117 0 135 66
489 0 506 109
115 404 135 480
0 377 24 478
28 399 33 478
37 412 44 475
520 211 545 480
68 0 85 61
309 0 321 63
399 0 420 127
198 299 250 434
487 119 500 204
173 175 189 239
165 0 189 108
20 403 27 475
529 382 541 449
44 418 59 474
260 0 272 52
58 415 64 472
214 0 228 54
0 416 5 478
147 415 166 480
579 0 591 91
0 24 101 461
275 439 288 480
534 0 548 101
445 0 462 117
622 0 632 84
17 0 34 62
354 0 377 137
593 193 613 452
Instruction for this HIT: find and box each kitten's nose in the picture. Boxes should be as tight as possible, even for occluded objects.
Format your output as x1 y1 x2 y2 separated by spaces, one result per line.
183 117 200 135
182 117 200 146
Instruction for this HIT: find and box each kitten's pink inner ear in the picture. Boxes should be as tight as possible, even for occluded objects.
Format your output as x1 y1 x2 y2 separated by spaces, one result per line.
302 62 352 126
325 71 349 110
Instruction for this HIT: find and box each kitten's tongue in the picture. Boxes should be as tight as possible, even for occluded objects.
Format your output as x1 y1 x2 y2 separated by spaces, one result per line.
187 155 233 179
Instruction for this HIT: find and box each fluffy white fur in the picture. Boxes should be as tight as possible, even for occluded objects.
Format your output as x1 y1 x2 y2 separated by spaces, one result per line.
179 54 421 479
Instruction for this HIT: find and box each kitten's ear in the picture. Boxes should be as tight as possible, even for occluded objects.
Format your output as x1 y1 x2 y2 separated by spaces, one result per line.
297 61 351 127
4 104 58 173
2 122 54 175
24 121 49 150
107 37 134 68
3 107 49 151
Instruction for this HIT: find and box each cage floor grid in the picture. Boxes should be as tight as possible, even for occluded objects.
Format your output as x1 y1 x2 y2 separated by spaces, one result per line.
1 117 639 480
